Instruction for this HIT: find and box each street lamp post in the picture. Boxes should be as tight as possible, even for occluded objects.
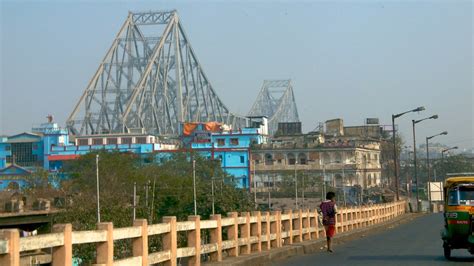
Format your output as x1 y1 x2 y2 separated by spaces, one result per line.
412 114 438 211
441 146 458 162
392 106 425 201
441 146 458 180
426 131 448 183
426 131 448 210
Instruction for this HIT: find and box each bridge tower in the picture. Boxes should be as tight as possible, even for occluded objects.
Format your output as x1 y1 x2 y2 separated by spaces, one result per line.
66 11 246 136
248 80 300 136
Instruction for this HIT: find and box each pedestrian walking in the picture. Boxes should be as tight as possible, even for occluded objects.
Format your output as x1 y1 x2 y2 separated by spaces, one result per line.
320 191 337 252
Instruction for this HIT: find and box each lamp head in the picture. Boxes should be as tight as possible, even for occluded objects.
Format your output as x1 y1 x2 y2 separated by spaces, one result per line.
441 131 448 135
413 106 425 112
430 115 439 119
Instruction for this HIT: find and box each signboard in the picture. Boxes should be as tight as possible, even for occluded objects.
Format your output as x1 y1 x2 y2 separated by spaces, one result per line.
429 182 444 201
366 118 379 125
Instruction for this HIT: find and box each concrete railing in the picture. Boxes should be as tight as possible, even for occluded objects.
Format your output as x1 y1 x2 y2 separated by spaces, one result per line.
0 201 406 266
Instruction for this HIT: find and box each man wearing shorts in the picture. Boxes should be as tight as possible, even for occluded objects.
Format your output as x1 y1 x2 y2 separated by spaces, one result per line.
320 192 337 252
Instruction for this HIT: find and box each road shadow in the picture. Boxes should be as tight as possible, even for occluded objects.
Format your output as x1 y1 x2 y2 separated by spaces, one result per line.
348 255 474 262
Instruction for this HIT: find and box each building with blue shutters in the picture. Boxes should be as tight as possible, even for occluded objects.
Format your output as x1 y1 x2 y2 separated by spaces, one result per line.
0 116 268 190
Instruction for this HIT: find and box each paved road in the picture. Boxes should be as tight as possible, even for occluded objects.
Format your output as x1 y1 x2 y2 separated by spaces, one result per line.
277 214 474 266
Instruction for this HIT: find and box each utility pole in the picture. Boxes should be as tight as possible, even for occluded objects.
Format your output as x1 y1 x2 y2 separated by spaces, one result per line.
302 172 305 209
145 180 149 208
322 162 326 200
193 159 197 216
342 165 346 206
133 182 136 221
253 160 257 209
150 178 156 223
96 154 100 223
294 161 298 209
211 178 215 215
268 174 271 210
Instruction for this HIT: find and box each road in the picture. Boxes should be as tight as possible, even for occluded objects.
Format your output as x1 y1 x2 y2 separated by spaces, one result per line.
277 214 474 266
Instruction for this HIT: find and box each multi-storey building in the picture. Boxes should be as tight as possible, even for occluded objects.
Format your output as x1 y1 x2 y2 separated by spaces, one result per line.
155 117 269 189
251 119 383 191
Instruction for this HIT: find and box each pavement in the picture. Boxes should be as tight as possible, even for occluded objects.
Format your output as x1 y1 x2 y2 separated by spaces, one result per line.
276 213 474 266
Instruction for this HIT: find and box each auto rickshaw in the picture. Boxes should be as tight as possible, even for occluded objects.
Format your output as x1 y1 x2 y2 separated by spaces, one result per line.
441 173 474 259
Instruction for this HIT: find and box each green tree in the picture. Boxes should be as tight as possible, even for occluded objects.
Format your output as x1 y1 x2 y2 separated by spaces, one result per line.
54 151 254 263
429 155 474 181
380 134 404 187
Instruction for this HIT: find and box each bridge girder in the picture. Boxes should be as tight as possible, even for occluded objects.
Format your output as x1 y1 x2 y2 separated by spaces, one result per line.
248 80 300 135
66 10 247 136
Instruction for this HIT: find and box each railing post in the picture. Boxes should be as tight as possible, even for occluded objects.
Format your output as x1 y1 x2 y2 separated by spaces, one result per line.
262 212 271 251
187 215 201 265
227 212 239 257
338 211 344 233
240 212 251 255
251 211 262 252
303 209 310 241
358 206 362 228
283 209 292 245
52 224 72 266
133 219 148 266
294 209 303 243
311 209 318 239
210 214 222 262
163 216 177 266
96 222 113 266
0 229 19 266
270 211 281 248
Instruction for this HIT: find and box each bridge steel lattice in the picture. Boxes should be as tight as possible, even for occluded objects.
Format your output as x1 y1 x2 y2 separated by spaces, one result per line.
66 11 247 136
248 80 300 135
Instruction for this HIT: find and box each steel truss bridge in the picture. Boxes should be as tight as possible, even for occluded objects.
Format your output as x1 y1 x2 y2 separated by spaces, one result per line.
66 11 299 136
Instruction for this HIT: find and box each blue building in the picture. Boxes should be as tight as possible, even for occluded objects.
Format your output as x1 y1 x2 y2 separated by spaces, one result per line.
0 116 69 189
157 117 268 188
1 116 268 190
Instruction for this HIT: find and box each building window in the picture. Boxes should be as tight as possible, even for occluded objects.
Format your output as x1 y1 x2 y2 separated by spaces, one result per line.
230 138 239 146
10 142 37 167
265 154 273 165
121 137 132 145
5 145 11 151
107 138 118 145
218 155 223 160
287 153 296 165
374 154 379 161
78 139 89 146
278 159 282 164
217 139 225 146
136 137 147 144
298 153 307 165
240 156 245 163
92 138 103 145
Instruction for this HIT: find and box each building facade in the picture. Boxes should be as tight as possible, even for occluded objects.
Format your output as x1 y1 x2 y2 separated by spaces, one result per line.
251 119 383 191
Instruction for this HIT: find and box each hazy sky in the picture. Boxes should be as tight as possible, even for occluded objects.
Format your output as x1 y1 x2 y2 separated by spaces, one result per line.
1 0 473 150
